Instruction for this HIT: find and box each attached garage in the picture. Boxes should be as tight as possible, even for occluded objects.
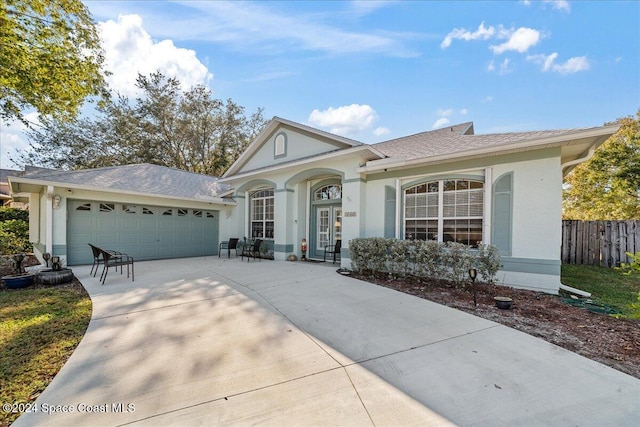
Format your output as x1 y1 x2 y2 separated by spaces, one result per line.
67 200 219 265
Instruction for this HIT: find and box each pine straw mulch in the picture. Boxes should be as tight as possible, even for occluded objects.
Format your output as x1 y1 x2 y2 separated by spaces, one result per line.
352 273 640 379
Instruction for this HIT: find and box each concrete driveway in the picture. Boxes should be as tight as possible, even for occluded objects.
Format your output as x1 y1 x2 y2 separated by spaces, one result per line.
14 257 639 426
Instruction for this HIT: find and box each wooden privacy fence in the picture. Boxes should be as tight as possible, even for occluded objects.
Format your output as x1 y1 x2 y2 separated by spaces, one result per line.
562 220 640 267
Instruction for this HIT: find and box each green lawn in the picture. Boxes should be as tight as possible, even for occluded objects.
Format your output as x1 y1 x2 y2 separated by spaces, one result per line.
0 284 91 426
562 264 640 316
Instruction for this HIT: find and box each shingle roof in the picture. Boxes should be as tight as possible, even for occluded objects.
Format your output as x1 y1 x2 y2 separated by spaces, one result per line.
373 122 588 161
0 169 20 183
20 164 231 199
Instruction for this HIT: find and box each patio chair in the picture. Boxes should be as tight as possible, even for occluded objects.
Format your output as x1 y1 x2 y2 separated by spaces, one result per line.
241 239 263 262
100 248 134 285
88 243 124 277
219 238 240 258
324 239 342 264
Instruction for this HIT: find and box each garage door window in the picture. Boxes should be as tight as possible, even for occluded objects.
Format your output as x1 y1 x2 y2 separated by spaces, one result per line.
123 205 136 214
100 203 114 212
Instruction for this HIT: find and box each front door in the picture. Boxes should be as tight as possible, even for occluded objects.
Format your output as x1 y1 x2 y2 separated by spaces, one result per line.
312 205 342 259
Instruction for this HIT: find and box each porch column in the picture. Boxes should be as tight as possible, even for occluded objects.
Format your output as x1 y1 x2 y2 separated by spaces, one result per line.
340 178 366 268
273 188 295 261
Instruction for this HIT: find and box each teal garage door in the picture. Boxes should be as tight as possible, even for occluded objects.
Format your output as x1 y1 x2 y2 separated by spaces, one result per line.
67 200 219 265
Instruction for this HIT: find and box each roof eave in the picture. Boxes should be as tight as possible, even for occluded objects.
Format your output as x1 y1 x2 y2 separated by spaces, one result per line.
8 177 236 206
358 125 619 174
220 145 385 183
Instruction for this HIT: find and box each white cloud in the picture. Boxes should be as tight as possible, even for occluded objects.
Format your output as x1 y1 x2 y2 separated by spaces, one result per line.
499 58 513 74
544 0 570 12
527 52 590 74
98 14 212 97
487 60 495 72
441 22 495 49
523 0 570 12
437 108 454 116
148 2 420 58
442 22 541 55
459 108 468 115
482 96 494 103
490 27 541 54
432 117 450 129
308 104 378 136
373 126 390 137
553 56 590 73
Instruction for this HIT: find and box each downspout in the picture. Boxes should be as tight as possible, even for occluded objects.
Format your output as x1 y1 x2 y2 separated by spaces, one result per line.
46 185 54 255
559 146 597 298
395 178 401 239
561 145 598 175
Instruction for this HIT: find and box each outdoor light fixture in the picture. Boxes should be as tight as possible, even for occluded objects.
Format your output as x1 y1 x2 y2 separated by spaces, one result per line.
301 238 308 260
468 268 478 307
51 256 61 271
42 252 51 267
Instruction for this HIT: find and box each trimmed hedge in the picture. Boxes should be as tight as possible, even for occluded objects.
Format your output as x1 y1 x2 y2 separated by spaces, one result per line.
349 238 501 285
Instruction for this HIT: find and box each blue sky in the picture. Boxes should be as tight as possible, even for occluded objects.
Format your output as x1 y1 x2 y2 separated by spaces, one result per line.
1 0 638 168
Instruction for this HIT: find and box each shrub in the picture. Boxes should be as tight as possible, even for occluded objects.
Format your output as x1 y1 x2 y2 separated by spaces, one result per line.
619 252 640 276
0 207 28 222
415 240 444 279
0 219 32 254
387 239 412 279
442 242 473 284
350 237 391 274
476 244 501 284
349 237 500 286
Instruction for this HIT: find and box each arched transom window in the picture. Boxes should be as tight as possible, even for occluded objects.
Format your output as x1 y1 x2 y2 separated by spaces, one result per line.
314 184 342 201
404 179 483 247
250 188 274 239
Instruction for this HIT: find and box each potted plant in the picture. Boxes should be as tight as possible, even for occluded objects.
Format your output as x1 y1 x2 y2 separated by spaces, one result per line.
1 253 36 289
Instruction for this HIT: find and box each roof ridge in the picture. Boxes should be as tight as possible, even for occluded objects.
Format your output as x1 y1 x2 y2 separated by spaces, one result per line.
375 121 474 145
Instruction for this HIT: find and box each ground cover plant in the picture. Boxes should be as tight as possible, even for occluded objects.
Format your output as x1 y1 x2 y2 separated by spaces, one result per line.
354 263 640 379
0 279 91 427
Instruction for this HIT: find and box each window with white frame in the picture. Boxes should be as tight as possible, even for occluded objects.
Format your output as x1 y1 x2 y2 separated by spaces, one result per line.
250 188 274 239
404 179 483 247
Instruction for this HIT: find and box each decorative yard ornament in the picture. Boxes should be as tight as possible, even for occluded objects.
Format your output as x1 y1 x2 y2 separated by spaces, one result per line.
301 238 308 260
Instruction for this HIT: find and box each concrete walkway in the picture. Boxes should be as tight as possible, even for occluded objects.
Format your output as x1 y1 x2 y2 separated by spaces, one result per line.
14 257 639 426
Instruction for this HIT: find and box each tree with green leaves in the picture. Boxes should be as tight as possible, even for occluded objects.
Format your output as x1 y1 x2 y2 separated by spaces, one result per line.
563 110 640 220
0 0 107 125
17 71 266 176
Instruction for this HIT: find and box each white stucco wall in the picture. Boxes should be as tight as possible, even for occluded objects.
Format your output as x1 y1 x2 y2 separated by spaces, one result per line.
494 155 562 260
241 127 349 173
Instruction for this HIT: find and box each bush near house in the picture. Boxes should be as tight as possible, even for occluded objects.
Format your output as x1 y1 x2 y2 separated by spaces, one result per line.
0 207 31 255
349 238 500 285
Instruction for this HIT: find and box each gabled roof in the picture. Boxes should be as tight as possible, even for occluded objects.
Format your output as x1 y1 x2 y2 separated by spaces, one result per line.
223 116 368 177
10 163 233 203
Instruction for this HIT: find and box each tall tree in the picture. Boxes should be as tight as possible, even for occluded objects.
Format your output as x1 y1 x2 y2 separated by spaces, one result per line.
563 110 640 220
17 71 267 176
0 0 106 125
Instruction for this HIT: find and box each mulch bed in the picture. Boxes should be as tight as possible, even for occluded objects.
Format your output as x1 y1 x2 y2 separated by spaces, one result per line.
353 273 640 379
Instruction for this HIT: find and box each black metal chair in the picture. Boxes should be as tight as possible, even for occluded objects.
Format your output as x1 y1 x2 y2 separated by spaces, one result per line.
100 248 134 285
219 238 240 258
241 239 263 262
324 239 342 264
88 243 123 277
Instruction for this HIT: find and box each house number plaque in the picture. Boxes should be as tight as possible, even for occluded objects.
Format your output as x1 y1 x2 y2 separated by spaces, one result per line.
344 211 357 217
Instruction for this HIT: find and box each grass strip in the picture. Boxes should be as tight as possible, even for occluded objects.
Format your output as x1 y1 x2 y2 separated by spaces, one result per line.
0 283 91 426
562 264 640 316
